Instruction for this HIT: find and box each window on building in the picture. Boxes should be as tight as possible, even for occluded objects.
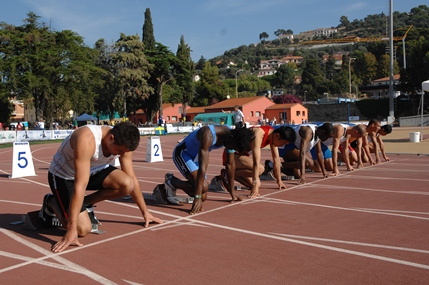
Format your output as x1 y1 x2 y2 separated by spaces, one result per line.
172 116 177 122
302 111 305 116
250 111 254 117
296 111 301 116
256 111 260 117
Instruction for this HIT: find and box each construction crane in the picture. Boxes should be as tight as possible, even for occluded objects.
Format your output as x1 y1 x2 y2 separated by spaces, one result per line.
301 25 413 45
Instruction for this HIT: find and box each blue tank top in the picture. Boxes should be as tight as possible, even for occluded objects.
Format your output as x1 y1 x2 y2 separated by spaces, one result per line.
180 125 225 158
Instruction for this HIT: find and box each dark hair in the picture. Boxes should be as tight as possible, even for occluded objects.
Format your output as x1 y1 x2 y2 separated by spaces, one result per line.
318 122 335 136
380 124 392 134
353 124 367 136
368 118 380 126
110 122 140 151
273 126 296 144
231 126 254 153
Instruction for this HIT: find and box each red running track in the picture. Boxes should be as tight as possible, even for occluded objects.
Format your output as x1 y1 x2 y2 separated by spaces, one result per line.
0 134 428 284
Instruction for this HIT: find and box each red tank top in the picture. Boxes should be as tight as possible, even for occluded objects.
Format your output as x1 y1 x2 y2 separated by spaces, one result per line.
222 125 273 165
255 125 273 149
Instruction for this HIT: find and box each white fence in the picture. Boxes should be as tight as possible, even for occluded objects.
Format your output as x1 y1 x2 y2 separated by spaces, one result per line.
0 125 197 144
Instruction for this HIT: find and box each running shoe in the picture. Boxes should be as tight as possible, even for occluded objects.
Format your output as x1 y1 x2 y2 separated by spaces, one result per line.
263 160 273 176
86 205 101 233
164 173 180 204
38 194 55 226
153 184 168 204
219 169 230 192
51 216 63 228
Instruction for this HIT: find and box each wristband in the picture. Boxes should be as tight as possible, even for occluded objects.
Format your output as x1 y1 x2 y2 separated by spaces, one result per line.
194 195 202 199
253 180 259 185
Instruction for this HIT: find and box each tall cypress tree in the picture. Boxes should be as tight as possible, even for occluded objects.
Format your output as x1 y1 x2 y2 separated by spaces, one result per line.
175 35 194 120
142 8 155 51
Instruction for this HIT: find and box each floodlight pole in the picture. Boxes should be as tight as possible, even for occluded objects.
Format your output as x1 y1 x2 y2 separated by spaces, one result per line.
388 0 395 124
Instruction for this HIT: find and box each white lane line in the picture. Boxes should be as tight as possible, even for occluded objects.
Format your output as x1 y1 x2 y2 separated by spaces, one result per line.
90 202 429 270
104 201 429 270
260 197 429 221
0 250 91 272
306 183 429 195
335 174 429 182
270 233 429 254
353 208 429 215
0 229 118 284
1 158 429 277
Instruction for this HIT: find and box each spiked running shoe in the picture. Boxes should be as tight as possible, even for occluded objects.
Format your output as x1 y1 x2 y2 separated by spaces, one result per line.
164 173 180 204
86 205 101 233
38 194 55 227
262 160 273 176
219 169 230 192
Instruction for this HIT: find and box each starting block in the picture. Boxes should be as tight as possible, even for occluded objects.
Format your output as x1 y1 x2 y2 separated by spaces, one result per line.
260 171 294 181
21 210 63 231
146 136 163 162
234 185 250 191
22 211 45 230
146 184 194 204
208 176 229 192
18 210 105 234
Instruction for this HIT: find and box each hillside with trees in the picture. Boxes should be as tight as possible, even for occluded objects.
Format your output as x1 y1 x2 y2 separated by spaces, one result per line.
1 6 428 126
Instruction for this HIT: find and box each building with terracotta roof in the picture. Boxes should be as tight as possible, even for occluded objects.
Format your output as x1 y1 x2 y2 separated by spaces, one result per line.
359 74 401 99
129 96 308 126
203 96 275 125
264 103 308 124
128 103 190 125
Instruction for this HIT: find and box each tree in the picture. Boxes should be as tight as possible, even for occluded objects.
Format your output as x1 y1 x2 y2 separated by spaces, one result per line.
339 16 350 27
376 54 399 78
301 58 325 99
94 39 121 121
0 12 102 126
114 33 153 119
400 34 429 94
195 62 225 105
0 94 13 124
142 8 177 122
259 32 269 43
195 56 206 71
354 52 377 86
274 29 287 37
142 8 155 51
274 29 287 45
144 42 176 121
174 35 194 118
274 64 295 89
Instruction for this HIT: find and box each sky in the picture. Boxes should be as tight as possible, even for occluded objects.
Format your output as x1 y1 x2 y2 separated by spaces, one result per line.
0 0 425 61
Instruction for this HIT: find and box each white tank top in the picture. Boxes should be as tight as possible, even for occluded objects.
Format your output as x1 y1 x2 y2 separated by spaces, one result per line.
293 124 319 152
49 125 118 179
323 123 349 146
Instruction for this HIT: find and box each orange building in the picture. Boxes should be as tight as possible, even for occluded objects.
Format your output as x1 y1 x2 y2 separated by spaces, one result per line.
203 96 275 125
128 103 190 125
264 103 308 124
186 106 207 122
129 97 308 126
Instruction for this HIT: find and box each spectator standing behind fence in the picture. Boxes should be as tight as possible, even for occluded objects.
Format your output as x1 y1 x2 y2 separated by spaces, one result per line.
39 121 45 130
233 105 245 128
163 122 168 135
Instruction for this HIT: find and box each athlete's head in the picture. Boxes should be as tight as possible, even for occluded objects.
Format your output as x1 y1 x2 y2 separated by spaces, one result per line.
110 122 140 151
